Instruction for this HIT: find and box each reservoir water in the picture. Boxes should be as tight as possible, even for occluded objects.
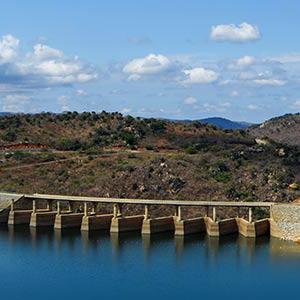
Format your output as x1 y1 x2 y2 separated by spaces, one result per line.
0 226 299 300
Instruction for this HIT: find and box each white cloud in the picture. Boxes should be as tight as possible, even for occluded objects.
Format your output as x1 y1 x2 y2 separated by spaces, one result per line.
1 94 30 112
228 55 256 69
218 79 235 86
291 100 300 109
252 78 286 86
123 54 171 75
247 104 258 110
182 67 219 84
31 44 64 60
202 103 226 113
127 74 141 81
0 34 98 91
272 54 300 63
210 22 261 42
0 34 19 64
76 89 87 96
230 90 239 97
220 102 231 107
184 96 197 105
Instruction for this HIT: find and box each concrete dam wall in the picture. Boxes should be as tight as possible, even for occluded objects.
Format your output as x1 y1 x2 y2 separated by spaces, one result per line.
1 192 300 242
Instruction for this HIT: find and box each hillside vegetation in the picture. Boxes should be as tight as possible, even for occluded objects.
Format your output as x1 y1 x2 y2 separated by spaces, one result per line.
0 112 300 209
249 113 300 147
0 111 252 151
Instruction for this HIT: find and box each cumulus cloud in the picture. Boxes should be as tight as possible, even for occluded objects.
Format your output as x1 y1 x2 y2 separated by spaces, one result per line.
224 55 289 86
123 54 171 75
0 34 98 91
31 44 64 60
0 34 19 63
210 22 261 42
184 96 197 105
228 55 256 69
182 67 219 84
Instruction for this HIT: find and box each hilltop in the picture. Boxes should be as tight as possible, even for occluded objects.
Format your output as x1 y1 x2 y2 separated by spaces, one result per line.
249 113 300 147
0 111 252 151
0 111 299 211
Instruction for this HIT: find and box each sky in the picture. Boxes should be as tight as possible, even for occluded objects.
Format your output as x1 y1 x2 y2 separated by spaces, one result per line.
0 0 300 123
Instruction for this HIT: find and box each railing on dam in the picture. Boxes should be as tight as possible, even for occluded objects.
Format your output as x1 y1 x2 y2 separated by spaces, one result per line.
0 192 274 207
26 193 274 207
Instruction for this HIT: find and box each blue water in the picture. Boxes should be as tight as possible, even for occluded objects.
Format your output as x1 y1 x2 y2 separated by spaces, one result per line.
0 226 299 300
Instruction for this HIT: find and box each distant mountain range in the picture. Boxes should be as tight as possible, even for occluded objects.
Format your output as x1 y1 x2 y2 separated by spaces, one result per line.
200 117 253 129
169 117 253 129
0 112 12 117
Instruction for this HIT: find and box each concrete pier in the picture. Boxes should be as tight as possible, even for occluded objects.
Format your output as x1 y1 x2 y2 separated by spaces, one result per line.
205 217 238 237
30 211 57 227
54 213 84 229
8 210 33 225
81 214 113 231
205 217 220 236
110 216 144 233
175 217 206 235
142 216 174 234
237 218 270 237
219 218 239 235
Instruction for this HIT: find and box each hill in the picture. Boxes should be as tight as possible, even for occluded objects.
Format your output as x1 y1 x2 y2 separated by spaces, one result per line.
249 113 300 147
200 117 252 129
0 111 299 211
0 111 253 150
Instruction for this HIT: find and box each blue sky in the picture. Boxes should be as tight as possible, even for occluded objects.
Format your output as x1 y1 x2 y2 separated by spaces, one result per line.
0 0 300 122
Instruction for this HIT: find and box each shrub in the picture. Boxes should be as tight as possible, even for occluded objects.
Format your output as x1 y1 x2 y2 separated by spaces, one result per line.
59 139 83 151
128 153 137 159
185 146 197 154
213 171 231 183
2 130 17 142
122 132 137 146
149 120 166 133
145 145 155 151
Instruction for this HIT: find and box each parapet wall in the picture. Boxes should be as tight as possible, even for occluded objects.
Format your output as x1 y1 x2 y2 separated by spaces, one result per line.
271 204 300 241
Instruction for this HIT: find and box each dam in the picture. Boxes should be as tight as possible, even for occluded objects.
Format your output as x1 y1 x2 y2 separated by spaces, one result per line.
0 192 299 241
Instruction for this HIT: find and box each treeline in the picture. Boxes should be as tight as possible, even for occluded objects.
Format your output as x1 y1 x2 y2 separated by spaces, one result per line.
0 110 269 154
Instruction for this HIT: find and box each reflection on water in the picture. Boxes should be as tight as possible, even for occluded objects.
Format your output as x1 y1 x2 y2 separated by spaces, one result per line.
2 225 300 260
0 225 299 300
